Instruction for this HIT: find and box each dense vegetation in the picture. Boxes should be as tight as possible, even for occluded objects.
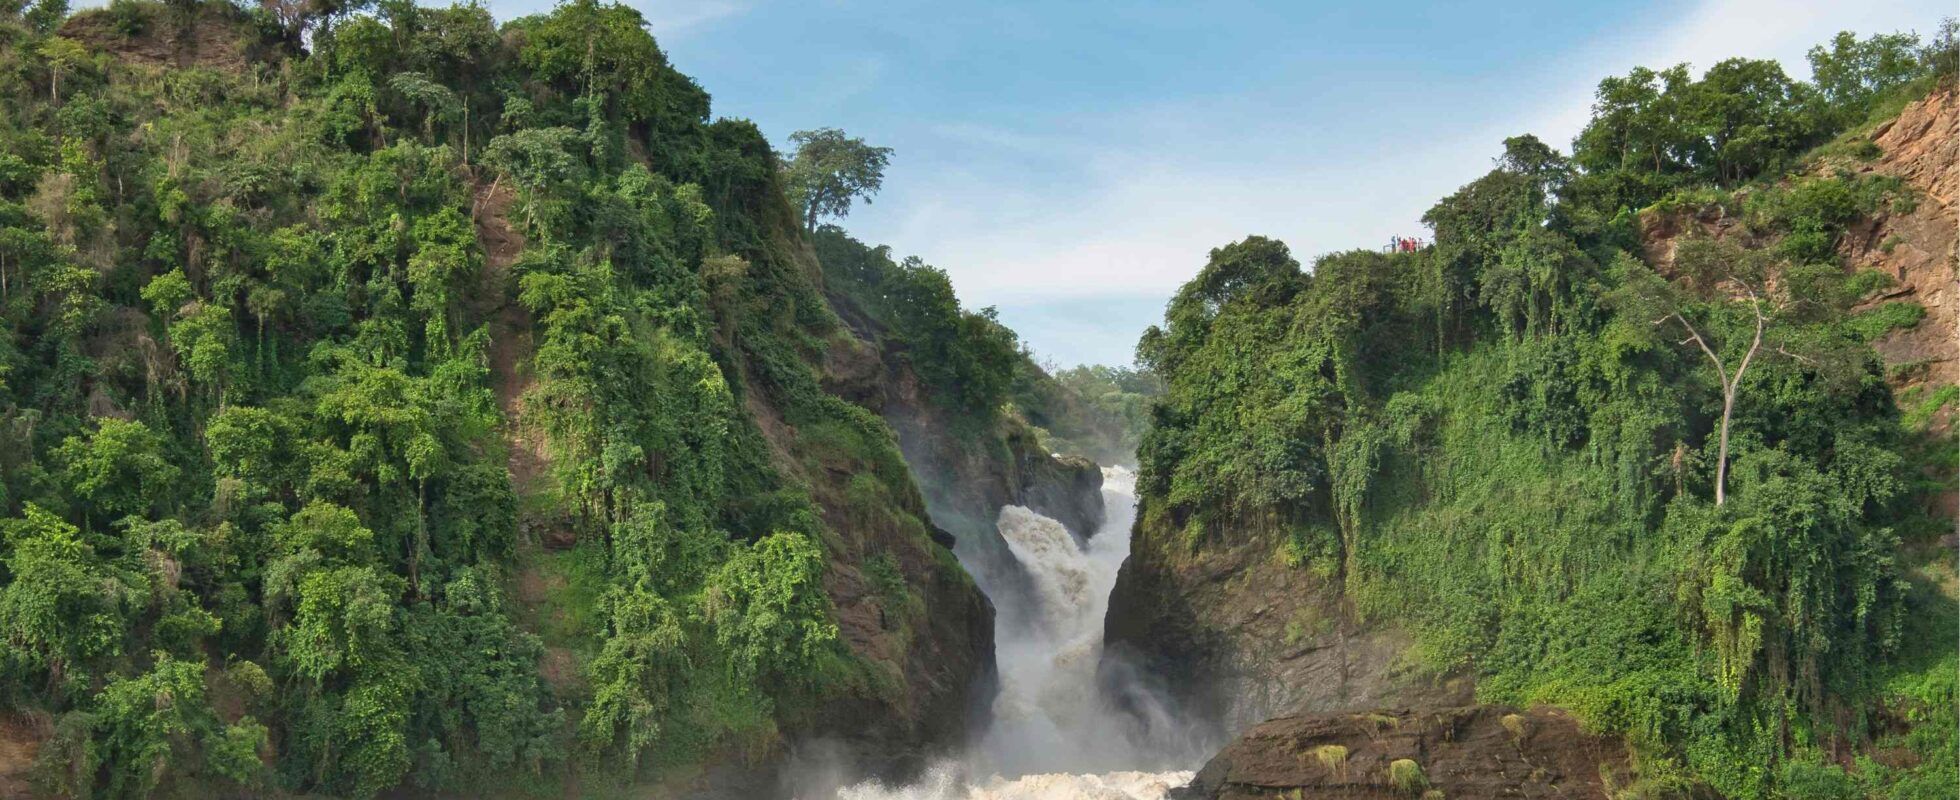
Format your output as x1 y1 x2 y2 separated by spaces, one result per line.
814 228 1023 423
0 0 1056 796
1026 364 1160 466
811 225 1154 465
1136 27 1956 799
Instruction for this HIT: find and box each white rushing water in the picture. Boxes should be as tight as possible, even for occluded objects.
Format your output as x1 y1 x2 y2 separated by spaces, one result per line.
826 466 1194 800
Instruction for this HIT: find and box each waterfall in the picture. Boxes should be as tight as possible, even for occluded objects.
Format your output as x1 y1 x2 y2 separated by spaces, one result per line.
827 466 1193 800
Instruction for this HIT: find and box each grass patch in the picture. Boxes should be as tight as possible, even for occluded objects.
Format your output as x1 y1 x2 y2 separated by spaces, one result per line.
1310 744 1349 779
1501 713 1527 741
1388 759 1429 794
1846 300 1926 341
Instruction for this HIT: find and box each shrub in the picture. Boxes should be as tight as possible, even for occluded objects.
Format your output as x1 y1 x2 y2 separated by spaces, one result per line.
1500 713 1527 741
1389 759 1429 794
1310 744 1349 779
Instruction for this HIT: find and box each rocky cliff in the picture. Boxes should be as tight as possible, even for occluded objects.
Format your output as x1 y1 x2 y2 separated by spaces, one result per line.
477 163 1005 796
819 243 1110 610
1842 86 1957 395
1173 706 1628 800
1638 86 1957 401
1103 82 1956 796
1103 519 1467 740
646 193 1110 798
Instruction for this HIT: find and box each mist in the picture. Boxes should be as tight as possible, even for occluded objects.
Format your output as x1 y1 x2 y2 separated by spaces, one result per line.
797 466 1209 799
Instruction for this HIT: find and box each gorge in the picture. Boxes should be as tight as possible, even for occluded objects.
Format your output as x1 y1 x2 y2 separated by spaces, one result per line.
827 466 1196 800
0 3 1953 800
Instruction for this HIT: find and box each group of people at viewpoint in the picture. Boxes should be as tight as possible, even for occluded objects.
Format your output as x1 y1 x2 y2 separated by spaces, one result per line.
1388 236 1426 252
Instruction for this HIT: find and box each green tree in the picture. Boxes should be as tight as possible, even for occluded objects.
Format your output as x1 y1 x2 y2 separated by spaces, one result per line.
36 36 89 104
1807 30 1926 128
1618 234 1880 507
782 128 892 233
54 419 180 523
88 653 266 798
0 506 144 695
1612 241 1783 506
1685 58 1812 184
705 532 837 687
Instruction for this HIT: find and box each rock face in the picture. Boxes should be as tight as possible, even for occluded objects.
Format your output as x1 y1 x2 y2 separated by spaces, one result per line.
1638 86 1958 397
764 262 1109 792
1018 451 1108 539
60 3 286 73
825 281 1108 608
879 364 1106 541
1103 514 1469 742
1174 706 1628 800
1109 88 1955 800
695 250 1005 794
1843 86 1958 394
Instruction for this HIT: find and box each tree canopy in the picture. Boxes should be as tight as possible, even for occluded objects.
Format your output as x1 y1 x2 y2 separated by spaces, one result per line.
1134 23 1953 799
782 127 893 233
0 0 974 796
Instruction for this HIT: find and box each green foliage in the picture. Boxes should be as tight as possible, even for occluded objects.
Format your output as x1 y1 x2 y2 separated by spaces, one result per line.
0 505 145 697
705 532 838 687
815 228 1022 422
53 418 179 523
1024 363 1161 464
782 128 892 233
1134 28 1945 797
0 0 951 794
1808 31 1939 131
1567 26 1947 218
85 653 261 798
1388 758 1428 794
1847 301 1925 342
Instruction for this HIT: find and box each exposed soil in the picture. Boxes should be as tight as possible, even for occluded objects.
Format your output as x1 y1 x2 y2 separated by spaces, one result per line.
0 713 49 800
60 4 279 74
473 180 551 501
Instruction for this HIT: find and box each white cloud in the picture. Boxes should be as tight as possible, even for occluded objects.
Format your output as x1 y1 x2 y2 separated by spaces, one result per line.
852 0 1951 313
1522 0 1951 147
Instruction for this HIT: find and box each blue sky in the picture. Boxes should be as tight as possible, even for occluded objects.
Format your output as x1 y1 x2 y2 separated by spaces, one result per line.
490 0 1950 367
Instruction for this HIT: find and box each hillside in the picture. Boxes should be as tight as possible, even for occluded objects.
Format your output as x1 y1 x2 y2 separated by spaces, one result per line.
1108 34 1957 800
2 3 1956 799
0 1 1115 797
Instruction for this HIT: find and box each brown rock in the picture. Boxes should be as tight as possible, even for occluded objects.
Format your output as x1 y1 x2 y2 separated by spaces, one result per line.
1175 706 1629 800
1843 87 1959 395
1104 513 1470 738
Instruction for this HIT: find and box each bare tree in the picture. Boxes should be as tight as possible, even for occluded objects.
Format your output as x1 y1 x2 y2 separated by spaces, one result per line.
1661 279 1765 507
1620 239 1793 506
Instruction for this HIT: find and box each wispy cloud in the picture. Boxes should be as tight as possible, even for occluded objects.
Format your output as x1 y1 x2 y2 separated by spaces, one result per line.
1519 0 1950 147
641 0 750 38
845 0 1948 365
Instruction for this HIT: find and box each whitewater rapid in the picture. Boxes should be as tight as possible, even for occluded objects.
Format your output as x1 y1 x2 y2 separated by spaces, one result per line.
829 466 1194 799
